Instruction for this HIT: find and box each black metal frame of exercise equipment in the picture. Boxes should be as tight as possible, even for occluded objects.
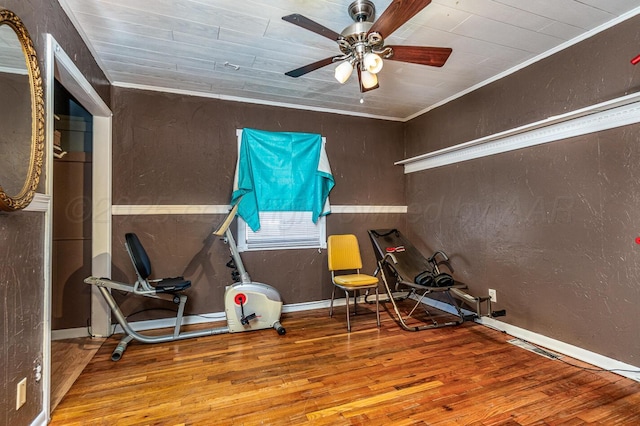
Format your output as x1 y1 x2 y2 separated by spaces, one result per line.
366 229 505 332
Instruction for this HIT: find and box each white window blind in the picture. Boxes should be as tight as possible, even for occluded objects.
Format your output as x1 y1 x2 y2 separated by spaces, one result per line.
235 129 328 252
237 212 327 252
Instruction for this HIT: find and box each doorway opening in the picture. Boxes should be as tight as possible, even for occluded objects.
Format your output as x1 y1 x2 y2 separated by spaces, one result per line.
44 33 113 417
49 80 101 411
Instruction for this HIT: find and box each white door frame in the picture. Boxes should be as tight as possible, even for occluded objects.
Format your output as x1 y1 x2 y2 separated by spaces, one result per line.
42 33 112 419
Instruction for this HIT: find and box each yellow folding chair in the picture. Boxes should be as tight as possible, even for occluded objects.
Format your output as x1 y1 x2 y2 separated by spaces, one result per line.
328 234 380 331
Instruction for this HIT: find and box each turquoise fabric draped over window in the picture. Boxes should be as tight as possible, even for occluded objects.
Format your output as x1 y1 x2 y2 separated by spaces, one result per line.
231 128 335 231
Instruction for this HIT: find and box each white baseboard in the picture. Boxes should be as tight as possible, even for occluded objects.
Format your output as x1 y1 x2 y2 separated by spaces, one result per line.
282 299 339 313
416 294 640 382
476 316 640 383
31 410 47 426
112 311 227 334
109 299 343 334
51 327 92 340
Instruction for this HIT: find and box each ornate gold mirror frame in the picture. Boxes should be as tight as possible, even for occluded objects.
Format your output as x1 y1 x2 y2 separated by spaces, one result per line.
0 9 45 211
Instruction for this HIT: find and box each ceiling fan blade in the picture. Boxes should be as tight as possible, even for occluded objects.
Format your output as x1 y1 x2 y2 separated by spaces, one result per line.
386 45 452 67
368 0 432 38
285 57 337 78
357 65 379 93
282 14 341 41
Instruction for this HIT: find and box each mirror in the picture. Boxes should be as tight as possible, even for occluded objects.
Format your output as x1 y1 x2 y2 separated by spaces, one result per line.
0 9 44 211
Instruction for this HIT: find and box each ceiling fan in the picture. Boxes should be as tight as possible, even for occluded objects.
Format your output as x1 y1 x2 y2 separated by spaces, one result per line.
282 0 452 93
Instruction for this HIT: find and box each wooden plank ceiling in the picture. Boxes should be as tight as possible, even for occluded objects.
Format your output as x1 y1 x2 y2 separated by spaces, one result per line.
58 0 640 120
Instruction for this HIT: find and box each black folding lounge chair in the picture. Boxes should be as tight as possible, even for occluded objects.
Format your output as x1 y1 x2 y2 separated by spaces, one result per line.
368 229 500 331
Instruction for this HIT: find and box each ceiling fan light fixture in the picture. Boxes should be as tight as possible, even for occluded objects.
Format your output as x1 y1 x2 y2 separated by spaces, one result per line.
283 0 452 94
334 60 354 83
363 52 383 74
360 69 378 89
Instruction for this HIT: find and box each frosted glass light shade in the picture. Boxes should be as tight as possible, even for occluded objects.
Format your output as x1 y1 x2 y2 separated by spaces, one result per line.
360 70 378 89
363 53 383 74
334 61 354 83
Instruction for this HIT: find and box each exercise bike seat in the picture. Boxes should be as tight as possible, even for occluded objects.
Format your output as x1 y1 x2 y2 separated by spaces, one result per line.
125 233 191 293
153 277 191 292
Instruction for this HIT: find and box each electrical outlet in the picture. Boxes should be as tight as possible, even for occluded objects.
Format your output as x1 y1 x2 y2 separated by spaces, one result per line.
488 289 497 303
34 362 42 383
16 378 26 410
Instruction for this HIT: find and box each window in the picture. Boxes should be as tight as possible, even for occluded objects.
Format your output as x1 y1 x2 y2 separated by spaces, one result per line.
237 212 326 252
235 129 329 252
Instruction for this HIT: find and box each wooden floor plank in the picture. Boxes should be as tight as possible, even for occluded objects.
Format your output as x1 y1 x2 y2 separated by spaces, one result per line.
50 336 105 412
50 305 640 425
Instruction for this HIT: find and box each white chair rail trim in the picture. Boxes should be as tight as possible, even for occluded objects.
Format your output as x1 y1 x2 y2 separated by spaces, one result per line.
23 193 51 212
111 205 407 215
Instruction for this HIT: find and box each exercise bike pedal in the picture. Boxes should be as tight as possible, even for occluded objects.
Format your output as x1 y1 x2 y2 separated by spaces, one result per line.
241 312 257 325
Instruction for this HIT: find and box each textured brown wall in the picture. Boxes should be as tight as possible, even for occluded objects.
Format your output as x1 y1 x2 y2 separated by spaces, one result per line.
112 88 404 206
0 212 44 425
404 15 640 366
405 16 640 157
111 87 406 315
0 1 109 424
5 1 111 110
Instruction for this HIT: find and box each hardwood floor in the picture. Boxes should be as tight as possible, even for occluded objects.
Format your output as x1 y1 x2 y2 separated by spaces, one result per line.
50 336 105 412
50 303 640 425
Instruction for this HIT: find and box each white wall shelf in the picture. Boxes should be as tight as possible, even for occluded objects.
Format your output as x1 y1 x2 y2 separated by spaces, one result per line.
397 92 640 174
